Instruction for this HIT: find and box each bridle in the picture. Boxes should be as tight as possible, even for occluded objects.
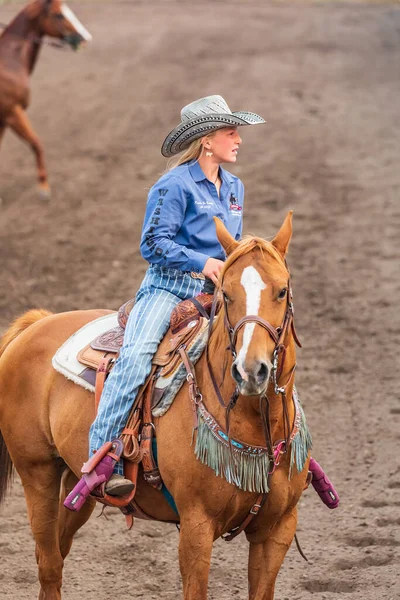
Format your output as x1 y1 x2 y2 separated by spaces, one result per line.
205 262 302 461
223 281 301 388
180 261 305 542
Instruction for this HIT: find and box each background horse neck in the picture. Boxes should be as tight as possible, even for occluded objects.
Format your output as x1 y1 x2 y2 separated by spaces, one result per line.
0 8 43 74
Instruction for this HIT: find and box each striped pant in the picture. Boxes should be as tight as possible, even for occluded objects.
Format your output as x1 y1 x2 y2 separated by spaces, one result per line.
89 265 206 474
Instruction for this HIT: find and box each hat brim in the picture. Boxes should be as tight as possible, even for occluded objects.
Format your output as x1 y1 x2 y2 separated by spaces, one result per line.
161 111 265 157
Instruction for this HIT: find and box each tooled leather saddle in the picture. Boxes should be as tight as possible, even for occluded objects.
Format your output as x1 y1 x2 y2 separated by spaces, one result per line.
75 292 216 517
77 292 215 394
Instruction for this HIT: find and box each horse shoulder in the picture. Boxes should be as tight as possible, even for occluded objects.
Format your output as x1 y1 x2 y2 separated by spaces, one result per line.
0 66 30 115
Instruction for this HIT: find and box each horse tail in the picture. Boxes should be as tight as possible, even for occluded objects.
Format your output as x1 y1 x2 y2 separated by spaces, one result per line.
0 431 13 504
0 309 52 359
0 309 52 502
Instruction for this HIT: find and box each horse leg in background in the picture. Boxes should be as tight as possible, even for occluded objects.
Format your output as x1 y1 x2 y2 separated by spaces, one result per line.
247 508 298 600
5 104 51 199
14 457 65 600
58 469 96 560
0 121 5 148
0 122 4 205
178 514 215 599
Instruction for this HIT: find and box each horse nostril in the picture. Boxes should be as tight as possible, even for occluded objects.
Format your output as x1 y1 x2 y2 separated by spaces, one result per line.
231 362 243 385
256 362 269 384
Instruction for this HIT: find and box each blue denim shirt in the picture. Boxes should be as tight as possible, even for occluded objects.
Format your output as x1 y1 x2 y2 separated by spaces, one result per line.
140 160 244 272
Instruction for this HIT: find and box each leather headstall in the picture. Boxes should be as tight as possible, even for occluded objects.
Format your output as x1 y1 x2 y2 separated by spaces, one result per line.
181 263 303 541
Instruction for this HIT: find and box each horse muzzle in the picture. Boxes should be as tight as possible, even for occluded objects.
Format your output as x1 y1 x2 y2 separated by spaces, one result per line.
64 33 91 51
231 359 271 396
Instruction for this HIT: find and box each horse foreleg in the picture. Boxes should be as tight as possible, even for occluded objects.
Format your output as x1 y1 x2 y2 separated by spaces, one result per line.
0 121 5 148
17 459 65 600
247 508 297 600
5 104 50 198
178 515 215 600
0 121 4 206
58 469 96 559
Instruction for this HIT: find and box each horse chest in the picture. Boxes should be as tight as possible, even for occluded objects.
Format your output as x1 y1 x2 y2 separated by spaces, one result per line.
0 68 29 114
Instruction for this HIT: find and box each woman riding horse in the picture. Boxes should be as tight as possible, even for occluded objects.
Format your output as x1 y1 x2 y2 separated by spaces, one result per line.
0 0 92 197
0 95 338 600
86 94 266 497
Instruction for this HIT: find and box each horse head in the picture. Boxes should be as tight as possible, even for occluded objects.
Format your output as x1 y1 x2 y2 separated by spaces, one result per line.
33 0 92 50
215 211 295 397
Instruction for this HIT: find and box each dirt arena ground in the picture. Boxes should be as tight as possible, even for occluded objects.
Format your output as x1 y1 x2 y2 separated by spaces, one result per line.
1 1 400 598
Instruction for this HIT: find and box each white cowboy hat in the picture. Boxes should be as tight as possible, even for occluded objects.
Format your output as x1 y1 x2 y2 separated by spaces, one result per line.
161 95 265 157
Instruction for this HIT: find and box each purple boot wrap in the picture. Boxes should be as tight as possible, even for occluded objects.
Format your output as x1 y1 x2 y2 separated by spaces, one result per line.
64 440 123 512
309 457 340 509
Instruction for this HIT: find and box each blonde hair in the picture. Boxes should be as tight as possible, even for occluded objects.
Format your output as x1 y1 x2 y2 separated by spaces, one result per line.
166 132 217 171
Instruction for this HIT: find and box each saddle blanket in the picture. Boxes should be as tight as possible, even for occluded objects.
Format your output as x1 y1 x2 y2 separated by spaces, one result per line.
52 313 209 416
52 313 118 393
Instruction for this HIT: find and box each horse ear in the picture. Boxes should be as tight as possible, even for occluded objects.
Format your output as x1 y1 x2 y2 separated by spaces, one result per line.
213 217 240 256
271 211 293 257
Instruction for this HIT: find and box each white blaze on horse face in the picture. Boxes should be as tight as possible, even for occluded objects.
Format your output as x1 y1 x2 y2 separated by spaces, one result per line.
61 4 93 42
235 266 267 382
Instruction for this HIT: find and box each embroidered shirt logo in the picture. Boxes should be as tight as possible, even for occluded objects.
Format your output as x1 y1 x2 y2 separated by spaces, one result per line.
229 193 242 213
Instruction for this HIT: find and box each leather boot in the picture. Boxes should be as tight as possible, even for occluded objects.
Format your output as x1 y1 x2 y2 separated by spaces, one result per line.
105 474 135 496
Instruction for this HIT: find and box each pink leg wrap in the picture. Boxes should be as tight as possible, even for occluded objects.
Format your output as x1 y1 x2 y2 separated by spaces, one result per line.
64 440 123 512
309 457 340 509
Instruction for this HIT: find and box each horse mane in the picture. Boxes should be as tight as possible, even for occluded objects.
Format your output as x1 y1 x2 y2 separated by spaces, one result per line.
220 236 287 282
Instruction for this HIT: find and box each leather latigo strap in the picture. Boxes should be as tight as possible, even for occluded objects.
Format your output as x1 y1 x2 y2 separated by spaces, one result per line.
139 374 162 490
120 365 162 489
95 355 116 413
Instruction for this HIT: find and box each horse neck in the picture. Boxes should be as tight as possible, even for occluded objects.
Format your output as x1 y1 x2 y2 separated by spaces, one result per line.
197 317 297 446
0 9 43 74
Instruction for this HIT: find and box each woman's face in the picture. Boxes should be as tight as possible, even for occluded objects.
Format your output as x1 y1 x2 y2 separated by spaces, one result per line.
206 127 242 163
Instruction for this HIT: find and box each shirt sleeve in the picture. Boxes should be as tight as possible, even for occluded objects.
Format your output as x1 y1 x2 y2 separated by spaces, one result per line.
140 176 210 272
235 179 245 241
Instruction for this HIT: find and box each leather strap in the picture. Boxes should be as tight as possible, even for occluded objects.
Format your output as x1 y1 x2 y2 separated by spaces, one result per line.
95 355 115 414
140 375 162 489
232 315 280 346
188 297 211 320
222 493 267 541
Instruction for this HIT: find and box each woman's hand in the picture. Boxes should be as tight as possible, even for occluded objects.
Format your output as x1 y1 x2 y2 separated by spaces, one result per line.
202 258 224 285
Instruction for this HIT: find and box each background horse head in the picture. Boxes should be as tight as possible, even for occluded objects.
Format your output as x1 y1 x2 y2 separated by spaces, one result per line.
0 0 92 197
24 0 92 50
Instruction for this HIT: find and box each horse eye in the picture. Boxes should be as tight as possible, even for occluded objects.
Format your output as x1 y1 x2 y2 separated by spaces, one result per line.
53 13 64 20
277 288 287 300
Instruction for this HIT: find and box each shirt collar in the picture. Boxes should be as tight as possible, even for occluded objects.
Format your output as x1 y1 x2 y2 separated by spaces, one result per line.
189 160 235 185
219 166 235 186
188 160 207 182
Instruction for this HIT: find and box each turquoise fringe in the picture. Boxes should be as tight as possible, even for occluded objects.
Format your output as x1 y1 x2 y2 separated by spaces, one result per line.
195 413 272 493
194 401 312 493
289 403 313 479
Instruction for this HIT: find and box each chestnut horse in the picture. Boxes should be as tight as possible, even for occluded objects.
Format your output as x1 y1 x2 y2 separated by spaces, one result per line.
0 213 311 600
0 0 92 197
